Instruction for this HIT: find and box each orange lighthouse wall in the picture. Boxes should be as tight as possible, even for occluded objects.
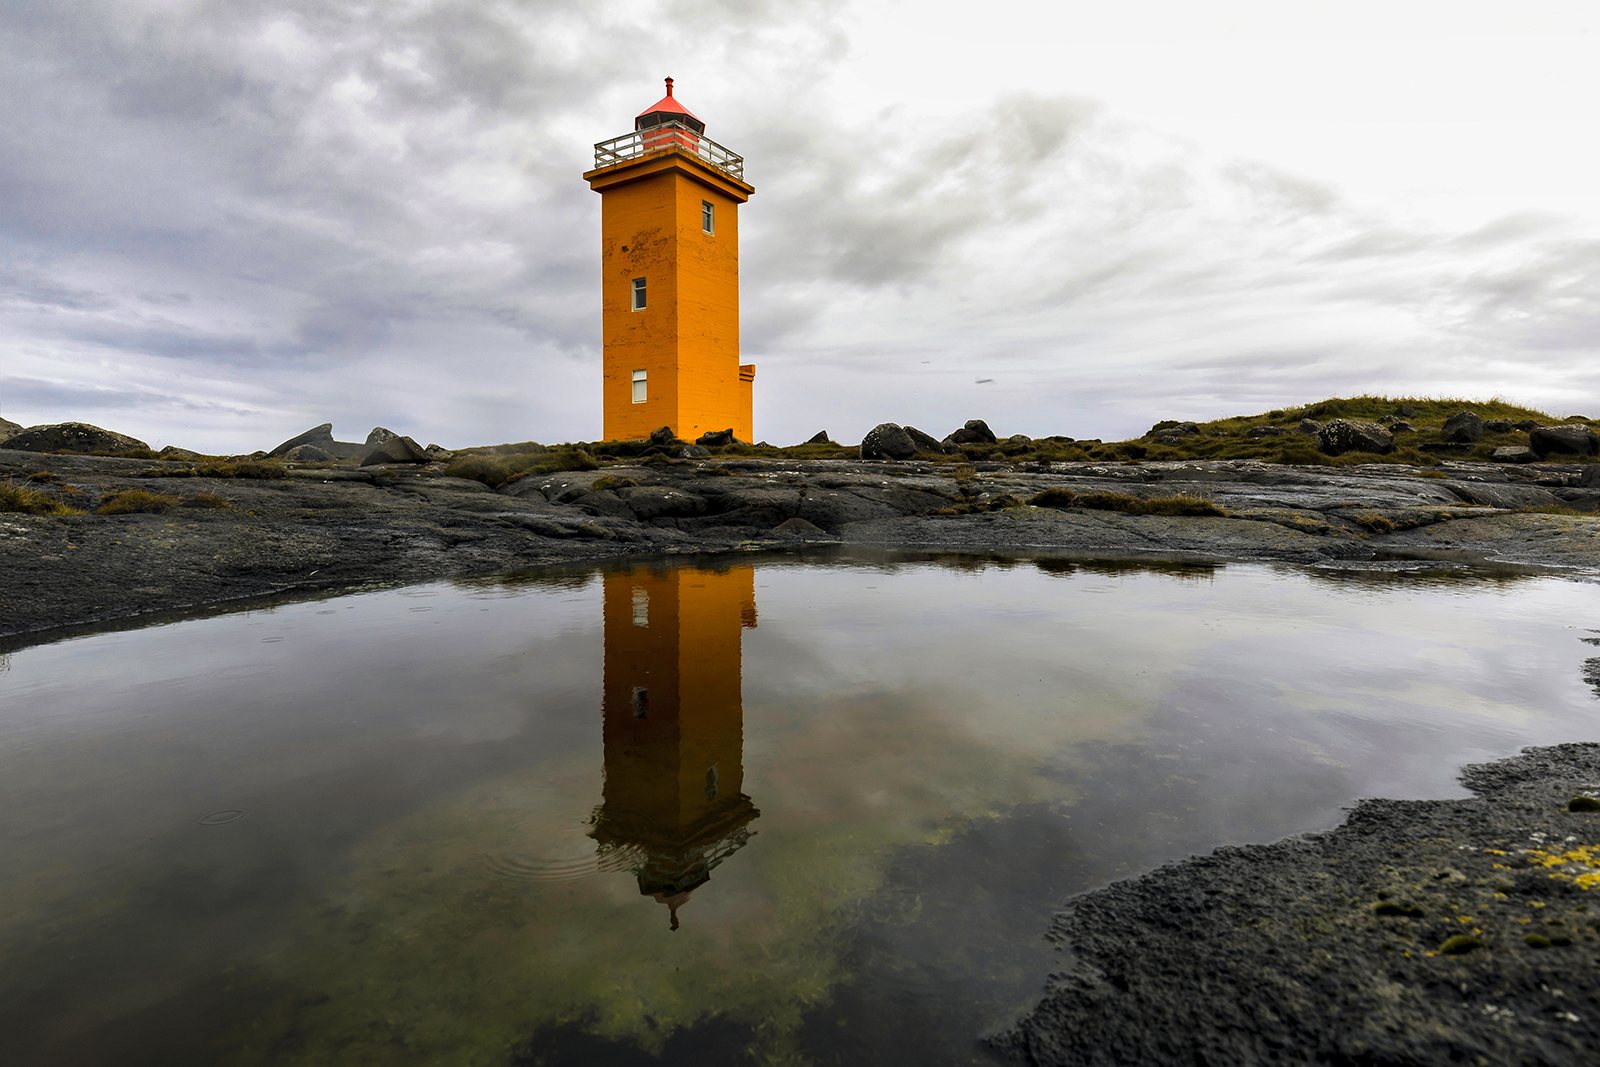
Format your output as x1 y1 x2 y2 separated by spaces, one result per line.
586 154 754 443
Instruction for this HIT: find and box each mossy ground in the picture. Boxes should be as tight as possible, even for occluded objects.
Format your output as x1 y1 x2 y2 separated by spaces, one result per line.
438 396 1595 486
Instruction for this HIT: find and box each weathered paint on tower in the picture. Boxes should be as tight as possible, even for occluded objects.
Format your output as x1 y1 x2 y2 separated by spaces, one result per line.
585 79 755 443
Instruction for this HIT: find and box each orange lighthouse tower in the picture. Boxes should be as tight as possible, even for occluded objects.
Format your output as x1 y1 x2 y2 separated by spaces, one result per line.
585 79 756 443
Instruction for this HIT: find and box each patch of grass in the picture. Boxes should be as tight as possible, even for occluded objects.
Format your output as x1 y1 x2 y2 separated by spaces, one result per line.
1351 513 1397 533
447 445 600 489
96 490 181 514
182 491 233 509
1372 901 1425 918
1513 505 1594 517
0 482 83 515
1029 488 1226 517
1439 934 1484 955
1413 470 1449 479
1568 796 1600 812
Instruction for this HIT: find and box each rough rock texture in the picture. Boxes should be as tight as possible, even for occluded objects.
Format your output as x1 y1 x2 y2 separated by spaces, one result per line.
360 435 429 466
0 417 22 444
1493 445 1537 464
679 444 711 458
996 744 1600 1067
5 448 1600 646
1532 425 1600 458
158 445 204 459
1442 410 1485 442
1297 418 1321 434
950 419 999 445
904 425 959 454
860 423 918 460
284 444 337 463
265 423 368 460
649 426 676 446
4 422 150 454
805 431 832 445
365 426 400 445
1316 418 1394 456
697 428 736 447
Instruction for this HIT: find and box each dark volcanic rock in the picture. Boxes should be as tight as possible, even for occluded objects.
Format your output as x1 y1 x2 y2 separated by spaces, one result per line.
360 435 429 465
861 423 918 460
1316 418 1394 456
617 485 708 519
1296 418 1321 434
1442 410 1485 442
649 426 676 446
997 743 1600 1067
284 444 336 462
1491 445 1537 464
1484 419 1514 434
805 430 832 445
697 428 736 447
904 425 959 454
366 426 400 445
266 423 367 459
4 422 149 454
679 444 711 458
158 445 204 459
1146 420 1200 438
1530 424 1600 458
1445 481 1562 509
950 419 997 444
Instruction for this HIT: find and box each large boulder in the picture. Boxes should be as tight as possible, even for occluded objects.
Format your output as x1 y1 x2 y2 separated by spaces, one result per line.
1530 424 1600 458
4 422 150 454
860 423 918 460
904 425 960 454
359 435 429 465
648 426 677 446
948 419 997 444
1490 445 1537 464
1296 418 1321 435
366 426 400 445
266 423 368 459
805 430 832 444
1581 465 1600 488
0 416 22 444
1441 410 1484 443
679 444 711 458
284 444 336 462
1315 418 1394 456
1146 420 1200 439
697 428 736 447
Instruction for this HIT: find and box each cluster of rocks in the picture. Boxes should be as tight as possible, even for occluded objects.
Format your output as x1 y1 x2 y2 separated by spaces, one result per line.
859 419 1049 460
1139 407 1600 463
264 423 452 467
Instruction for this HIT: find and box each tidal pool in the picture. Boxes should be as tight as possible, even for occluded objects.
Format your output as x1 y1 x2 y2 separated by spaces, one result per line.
1 550 1597 1066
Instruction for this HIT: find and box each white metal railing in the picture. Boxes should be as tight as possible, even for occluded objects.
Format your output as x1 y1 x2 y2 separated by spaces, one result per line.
593 120 745 181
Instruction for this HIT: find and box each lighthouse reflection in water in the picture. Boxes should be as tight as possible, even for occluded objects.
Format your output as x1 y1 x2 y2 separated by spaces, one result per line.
589 565 760 930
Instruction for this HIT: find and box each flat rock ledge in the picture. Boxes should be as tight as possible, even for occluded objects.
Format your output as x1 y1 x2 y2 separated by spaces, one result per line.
4 449 1600 647
995 743 1600 1067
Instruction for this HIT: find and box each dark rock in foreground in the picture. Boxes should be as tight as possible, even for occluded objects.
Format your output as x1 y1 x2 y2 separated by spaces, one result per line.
4 422 150 454
1316 417 1394 456
1532 424 1600 458
996 743 1600 1067
861 422 917 460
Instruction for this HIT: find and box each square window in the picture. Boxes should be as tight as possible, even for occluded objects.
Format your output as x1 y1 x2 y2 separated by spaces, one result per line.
631 277 646 310
631 368 647 404
701 200 714 234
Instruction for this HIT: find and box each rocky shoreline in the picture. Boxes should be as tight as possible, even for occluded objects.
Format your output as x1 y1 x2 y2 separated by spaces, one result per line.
994 743 1600 1067
5 445 1600 649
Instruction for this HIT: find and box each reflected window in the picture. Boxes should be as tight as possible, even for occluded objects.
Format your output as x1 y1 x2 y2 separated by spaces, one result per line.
631 687 649 719
632 587 648 627
705 764 719 800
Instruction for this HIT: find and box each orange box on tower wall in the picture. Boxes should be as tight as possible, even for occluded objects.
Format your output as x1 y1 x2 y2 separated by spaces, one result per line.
584 80 756 444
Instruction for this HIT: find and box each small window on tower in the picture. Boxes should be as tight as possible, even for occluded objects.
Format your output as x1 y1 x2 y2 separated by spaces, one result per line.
631 277 646 310
631 369 647 404
702 200 714 235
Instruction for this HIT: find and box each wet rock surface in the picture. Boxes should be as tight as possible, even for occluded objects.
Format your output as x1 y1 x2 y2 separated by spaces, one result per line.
995 743 1600 1067
3 448 1599 645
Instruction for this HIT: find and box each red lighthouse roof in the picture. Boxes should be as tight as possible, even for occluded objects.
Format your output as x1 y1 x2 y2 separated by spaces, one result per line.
636 77 705 135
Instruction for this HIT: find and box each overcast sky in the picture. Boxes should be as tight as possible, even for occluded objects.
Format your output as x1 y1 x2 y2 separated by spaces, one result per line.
3 0 1597 452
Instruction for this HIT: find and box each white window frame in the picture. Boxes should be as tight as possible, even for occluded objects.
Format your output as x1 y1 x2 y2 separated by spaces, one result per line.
701 200 715 235
631 368 647 404
631 276 646 310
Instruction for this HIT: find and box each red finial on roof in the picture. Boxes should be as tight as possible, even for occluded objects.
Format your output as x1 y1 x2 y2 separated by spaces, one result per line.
665 77 674 97
636 78 704 134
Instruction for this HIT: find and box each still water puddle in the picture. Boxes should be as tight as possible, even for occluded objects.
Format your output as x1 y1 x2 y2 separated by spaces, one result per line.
1 551 1597 1065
